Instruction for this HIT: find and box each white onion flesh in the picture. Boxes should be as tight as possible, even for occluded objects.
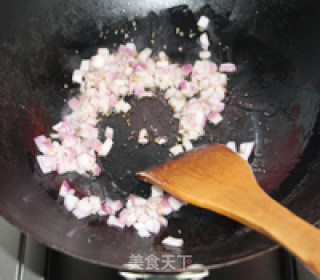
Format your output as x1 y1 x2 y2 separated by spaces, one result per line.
35 42 236 176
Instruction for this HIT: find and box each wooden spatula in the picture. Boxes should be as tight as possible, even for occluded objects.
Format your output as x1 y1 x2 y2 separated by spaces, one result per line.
137 144 320 275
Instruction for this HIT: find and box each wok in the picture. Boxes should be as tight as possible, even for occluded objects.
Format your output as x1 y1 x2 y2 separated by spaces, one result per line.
1 0 320 272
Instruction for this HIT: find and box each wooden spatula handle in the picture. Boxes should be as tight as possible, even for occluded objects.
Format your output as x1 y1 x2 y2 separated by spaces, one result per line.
208 186 320 275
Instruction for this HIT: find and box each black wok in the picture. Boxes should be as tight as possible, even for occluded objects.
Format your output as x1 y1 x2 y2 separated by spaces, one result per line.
1 0 320 272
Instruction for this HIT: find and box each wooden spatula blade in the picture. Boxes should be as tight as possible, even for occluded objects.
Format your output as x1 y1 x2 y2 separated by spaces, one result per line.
137 144 258 213
137 143 320 275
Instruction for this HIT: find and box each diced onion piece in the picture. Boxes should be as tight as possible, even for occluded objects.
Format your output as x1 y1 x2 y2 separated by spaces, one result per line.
72 197 93 219
107 216 125 229
97 48 109 55
124 211 138 227
169 144 184 156
158 51 168 61
131 195 147 207
89 196 102 214
239 142 255 161
72 70 83 84
162 236 184 247
160 197 173 215
197 16 210 30
64 193 79 212
36 155 56 174
105 126 114 139
199 50 211 60
151 185 163 197
104 200 123 215
208 112 223 125
158 216 168 227
98 204 109 216
134 84 145 95
168 196 185 211
59 180 71 198
226 141 237 153
138 48 152 62
157 60 169 68
200 33 210 50
68 97 80 110
133 222 148 232
182 137 193 151
80 60 90 72
138 128 149 145
115 100 131 113
137 229 151 238
219 63 237 73
126 43 137 53
77 152 96 171
34 135 53 154
98 139 113 156
182 64 193 74
91 55 105 69
145 219 161 234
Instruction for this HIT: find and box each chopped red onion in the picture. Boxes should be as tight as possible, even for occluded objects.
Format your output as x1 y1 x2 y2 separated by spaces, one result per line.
199 33 210 51
64 193 79 212
98 139 113 157
36 155 57 174
107 215 125 229
34 39 241 238
72 197 94 219
145 218 161 234
207 112 223 125
88 196 102 214
104 200 123 216
239 142 255 161
77 152 97 173
59 180 71 198
34 136 54 155
104 127 114 140
225 141 255 161
182 64 193 74
98 204 109 216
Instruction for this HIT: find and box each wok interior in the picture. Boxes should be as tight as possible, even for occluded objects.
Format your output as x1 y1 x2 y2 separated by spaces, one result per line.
1 0 320 271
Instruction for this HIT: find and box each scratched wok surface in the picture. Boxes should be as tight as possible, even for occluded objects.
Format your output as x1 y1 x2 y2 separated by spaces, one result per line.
0 0 320 272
